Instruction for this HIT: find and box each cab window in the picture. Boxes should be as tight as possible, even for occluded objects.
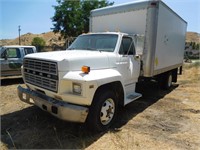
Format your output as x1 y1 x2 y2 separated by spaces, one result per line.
24 48 34 55
119 37 135 55
6 48 21 58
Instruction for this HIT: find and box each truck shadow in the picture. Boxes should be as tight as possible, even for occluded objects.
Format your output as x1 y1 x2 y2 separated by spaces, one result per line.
1 77 24 86
115 81 179 128
1 106 98 149
1 81 178 149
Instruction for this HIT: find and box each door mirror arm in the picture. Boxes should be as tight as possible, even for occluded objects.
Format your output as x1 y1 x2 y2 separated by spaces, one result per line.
1 51 8 60
122 52 129 57
4 52 8 60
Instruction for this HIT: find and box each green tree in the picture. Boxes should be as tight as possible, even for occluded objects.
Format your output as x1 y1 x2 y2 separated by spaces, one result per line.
31 37 46 47
192 42 196 50
51 0 114 38
196 43 199 50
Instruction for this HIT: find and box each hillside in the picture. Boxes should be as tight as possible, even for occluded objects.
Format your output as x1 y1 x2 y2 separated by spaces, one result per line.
0 31 199 47
186 32 200 43
0 32 65 47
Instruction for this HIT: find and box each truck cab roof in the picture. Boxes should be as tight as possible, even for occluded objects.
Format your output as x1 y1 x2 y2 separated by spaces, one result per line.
0 45 36 55
2 45 36 48
85 31 127 34
81 32 144 39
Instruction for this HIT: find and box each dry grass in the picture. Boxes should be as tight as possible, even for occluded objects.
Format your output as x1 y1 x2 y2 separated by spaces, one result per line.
180 62 200 83
1 62 200 149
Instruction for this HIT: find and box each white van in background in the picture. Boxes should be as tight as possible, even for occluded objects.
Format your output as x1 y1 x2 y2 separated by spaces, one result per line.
0 45 37 77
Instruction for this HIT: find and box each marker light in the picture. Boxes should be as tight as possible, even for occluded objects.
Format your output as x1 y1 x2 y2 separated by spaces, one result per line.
82 66 90 74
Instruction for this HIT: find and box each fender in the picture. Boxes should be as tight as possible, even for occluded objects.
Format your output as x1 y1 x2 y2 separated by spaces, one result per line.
62 68 123 86
61 68 125 105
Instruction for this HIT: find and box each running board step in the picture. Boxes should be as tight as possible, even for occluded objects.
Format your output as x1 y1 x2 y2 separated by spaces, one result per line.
125 93 142 105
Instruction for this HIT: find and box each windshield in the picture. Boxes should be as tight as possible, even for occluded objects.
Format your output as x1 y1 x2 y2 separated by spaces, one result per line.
68 34 118 52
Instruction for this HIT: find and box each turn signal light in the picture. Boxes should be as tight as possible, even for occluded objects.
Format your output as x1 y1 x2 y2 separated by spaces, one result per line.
82 66 90 74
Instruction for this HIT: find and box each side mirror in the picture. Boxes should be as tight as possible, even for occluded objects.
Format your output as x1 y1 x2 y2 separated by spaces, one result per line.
1 51 7 60
4 51 8 60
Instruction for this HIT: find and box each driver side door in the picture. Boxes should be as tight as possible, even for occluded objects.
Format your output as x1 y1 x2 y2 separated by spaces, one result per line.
117 36 140 85
1 48 22 76
116 36 141 103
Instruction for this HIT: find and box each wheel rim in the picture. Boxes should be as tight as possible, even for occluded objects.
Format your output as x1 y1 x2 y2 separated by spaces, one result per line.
168 74 172 87
100 98 115 125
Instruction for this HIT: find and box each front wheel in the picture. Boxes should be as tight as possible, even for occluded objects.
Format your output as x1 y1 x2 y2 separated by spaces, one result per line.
86 90 118 132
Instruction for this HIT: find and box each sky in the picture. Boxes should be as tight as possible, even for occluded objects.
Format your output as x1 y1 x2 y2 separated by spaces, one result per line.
0 0 199 39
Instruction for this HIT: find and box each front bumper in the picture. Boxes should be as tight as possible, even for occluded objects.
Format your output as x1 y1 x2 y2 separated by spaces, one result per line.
17 85 89 123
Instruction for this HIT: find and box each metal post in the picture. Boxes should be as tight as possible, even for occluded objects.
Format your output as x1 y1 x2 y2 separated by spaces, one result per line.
18 25 21 45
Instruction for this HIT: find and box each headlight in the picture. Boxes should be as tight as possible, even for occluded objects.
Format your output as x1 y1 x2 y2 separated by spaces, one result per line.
73 83 82 95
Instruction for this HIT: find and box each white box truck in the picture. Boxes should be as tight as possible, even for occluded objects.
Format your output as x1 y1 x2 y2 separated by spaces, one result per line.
17 0 187 131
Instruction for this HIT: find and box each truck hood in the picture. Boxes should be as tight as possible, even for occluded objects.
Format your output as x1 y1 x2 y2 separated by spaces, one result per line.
25 50 114 71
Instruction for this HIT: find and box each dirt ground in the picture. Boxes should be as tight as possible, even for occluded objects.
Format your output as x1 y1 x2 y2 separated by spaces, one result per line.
1 62 200 150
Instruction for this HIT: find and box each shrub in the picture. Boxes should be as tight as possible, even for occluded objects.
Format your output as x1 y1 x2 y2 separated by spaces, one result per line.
31 37 46 47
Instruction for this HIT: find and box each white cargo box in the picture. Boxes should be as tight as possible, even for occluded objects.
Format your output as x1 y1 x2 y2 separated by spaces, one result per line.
90 0 187 77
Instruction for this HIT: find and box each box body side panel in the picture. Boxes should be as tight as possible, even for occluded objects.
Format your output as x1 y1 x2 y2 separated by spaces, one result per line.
153 3 187 75
90 9 147 35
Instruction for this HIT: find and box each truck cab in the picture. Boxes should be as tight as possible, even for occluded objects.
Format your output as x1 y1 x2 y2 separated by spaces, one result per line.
0 45 37 77
18 32 142 131
68 32 143 104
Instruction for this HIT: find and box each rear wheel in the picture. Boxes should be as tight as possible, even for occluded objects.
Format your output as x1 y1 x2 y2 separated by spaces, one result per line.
86 90 118 132
160 72 172 90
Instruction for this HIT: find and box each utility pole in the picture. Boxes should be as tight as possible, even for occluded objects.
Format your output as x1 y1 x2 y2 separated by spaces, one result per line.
18 25 21 45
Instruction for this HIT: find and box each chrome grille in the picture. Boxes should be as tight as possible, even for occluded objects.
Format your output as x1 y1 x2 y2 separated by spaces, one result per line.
24 58 58 92
24 59 57 75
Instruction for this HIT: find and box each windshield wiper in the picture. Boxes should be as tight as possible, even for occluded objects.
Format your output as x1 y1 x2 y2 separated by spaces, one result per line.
85 47 97 51
97 49 113 52
67 48 76 50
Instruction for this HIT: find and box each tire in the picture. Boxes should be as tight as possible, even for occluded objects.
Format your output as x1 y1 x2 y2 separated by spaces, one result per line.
86 89 118 132
160 72 172 90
